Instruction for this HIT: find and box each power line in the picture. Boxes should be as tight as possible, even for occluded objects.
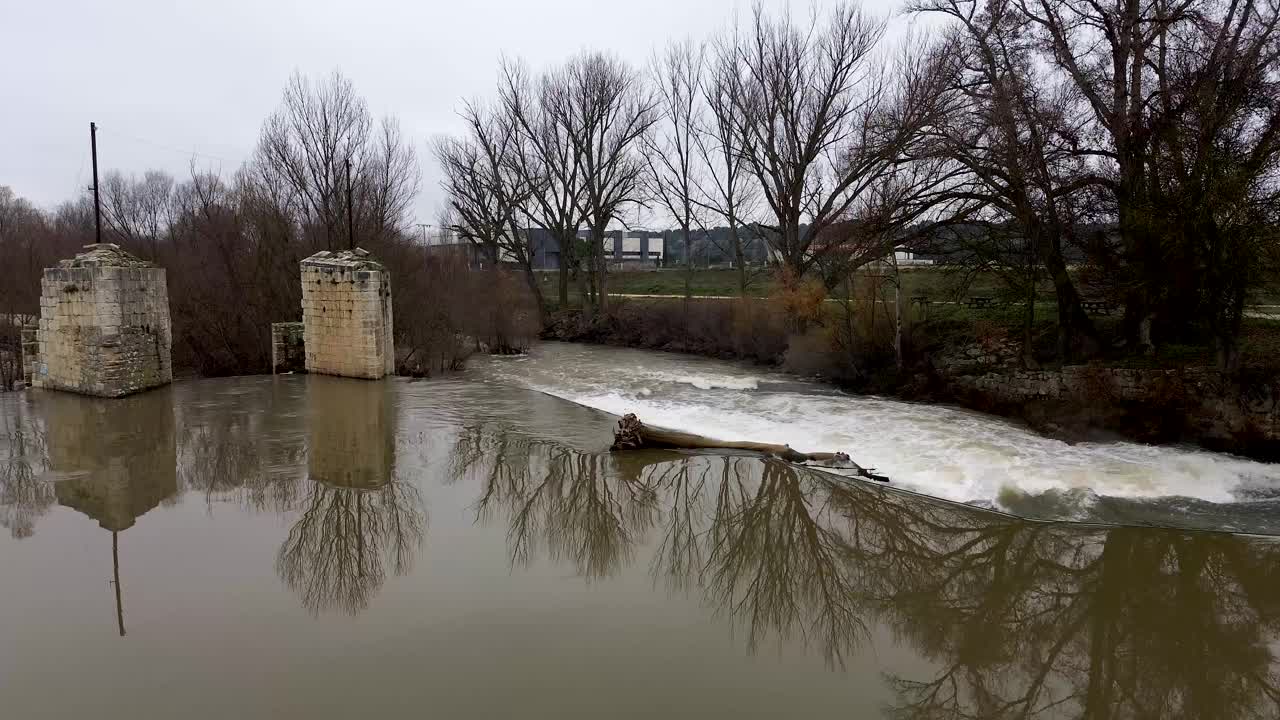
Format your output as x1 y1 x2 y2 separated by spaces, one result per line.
94 125 237 165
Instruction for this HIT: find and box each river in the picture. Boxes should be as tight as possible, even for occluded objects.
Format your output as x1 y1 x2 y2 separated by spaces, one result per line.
486 342 1280 532
1 342 1278 719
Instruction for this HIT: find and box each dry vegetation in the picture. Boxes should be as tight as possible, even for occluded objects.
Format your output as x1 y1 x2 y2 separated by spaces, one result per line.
6 0 1280 389
0 73 537 382
443 0 1280 376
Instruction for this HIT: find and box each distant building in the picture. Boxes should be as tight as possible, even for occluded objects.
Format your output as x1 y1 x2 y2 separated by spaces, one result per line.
891 249 934 266
529 229 664 270
421 230 507 269
529 230 561 270
599 231 663 269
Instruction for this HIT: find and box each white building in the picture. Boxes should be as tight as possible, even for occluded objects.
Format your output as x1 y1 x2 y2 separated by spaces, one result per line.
601 232 664 265
892 249 934 266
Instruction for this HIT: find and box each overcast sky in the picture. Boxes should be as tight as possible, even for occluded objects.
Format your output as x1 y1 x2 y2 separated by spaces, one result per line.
2 0 908 224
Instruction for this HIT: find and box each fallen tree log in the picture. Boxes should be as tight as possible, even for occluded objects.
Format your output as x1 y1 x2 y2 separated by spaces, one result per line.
610 413 889 482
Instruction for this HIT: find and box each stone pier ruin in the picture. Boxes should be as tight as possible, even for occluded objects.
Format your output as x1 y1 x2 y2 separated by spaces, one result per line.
20 323 38 388
300 249 394 379
271 322 306 374
31 244 172 397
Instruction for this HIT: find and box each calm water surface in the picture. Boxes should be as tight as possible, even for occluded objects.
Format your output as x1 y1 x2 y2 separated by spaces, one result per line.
2 345 1279 719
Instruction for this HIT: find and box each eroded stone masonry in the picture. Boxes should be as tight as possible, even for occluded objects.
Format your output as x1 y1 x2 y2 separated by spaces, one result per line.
31 244 173 398
271 322 306 374
300 248 394 379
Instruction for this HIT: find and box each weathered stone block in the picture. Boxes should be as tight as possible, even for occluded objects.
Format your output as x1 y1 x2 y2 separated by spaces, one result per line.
272 321 307 374
31 244 173 398
299 248 394 380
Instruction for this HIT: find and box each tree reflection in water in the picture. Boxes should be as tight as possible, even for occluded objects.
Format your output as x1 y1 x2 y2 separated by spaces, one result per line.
454 424 657 580
276 377 425 616
452 425 1280 717
276 479 424 616
0 390 180 635
879 526 1280 720
176 380 308 513
0 399 54 539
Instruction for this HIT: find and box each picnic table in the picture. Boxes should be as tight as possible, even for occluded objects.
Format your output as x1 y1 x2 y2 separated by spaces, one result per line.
1081 299 1113 314
966 296 996 309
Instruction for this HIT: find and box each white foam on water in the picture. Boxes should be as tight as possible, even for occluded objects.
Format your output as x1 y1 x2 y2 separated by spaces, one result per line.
668 374 760 391
481 343 1280 508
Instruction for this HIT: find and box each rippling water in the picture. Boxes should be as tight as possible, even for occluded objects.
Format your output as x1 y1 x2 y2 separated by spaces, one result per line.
478 343 1280 532
1 358 1279 718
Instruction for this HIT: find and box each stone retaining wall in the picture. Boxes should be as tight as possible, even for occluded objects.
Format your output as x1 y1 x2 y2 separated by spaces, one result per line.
936 340 1280 453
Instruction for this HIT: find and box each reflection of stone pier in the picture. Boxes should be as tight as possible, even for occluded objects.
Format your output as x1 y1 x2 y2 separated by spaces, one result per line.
282 376 420 616
42 389 179 530
306 375 396 488
38 389 178 637
32 244 173 398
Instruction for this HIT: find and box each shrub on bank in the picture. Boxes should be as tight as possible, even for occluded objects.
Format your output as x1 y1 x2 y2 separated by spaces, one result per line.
543 292 906 385
393 256 540 377
546 298 790 365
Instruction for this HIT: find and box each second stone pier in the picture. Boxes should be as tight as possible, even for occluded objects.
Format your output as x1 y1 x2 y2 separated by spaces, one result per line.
300 248 395 379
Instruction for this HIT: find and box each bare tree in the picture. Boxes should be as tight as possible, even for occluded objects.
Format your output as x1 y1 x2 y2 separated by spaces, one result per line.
358 117 420 246
911 0 1100 361
695 30 762 297
255 70 418 251
100 170 176 259
732 2 894 286
1141 0 1280 368
560 51 658 316
434 100 546 321
645 39 706 311
1010 0 1189 349
500 59 589 310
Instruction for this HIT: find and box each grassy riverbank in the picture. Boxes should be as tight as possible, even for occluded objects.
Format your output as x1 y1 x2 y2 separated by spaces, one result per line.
537 266 1017 301
540 267 1280 317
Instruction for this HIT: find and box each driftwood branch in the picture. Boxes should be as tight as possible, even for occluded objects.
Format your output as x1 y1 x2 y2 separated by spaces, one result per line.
610 413 889 482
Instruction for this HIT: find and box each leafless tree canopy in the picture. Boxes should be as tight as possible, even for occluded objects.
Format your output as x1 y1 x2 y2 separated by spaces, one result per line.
561 51 658 315
2 0 1279 382
0 70 542 382
731 3 946 284
255 71 419 250
645 39 708 302
433 100 547 320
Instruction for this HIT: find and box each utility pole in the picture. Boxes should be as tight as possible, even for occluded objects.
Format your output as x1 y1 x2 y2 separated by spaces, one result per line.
90 122 102 245
345 157 355 250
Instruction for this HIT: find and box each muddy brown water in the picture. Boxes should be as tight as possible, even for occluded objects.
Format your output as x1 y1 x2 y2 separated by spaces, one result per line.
2 361 1279 719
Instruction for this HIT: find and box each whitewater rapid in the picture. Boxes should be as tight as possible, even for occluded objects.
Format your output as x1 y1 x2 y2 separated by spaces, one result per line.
476 343 1280 521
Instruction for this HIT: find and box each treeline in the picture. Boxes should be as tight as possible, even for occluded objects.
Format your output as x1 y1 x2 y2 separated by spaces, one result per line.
0 72 538 382
437 0 1280 369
